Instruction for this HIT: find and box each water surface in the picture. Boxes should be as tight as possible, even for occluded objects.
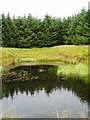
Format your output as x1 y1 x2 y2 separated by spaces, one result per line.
1 65 89 118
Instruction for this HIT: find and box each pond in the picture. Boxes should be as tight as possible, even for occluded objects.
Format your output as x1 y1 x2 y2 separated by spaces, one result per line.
1 65 89 118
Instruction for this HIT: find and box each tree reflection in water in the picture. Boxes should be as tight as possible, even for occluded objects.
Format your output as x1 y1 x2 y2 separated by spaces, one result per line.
2 65 90 104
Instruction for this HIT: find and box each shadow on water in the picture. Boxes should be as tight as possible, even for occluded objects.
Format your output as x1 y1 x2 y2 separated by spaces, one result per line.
2 65 90 103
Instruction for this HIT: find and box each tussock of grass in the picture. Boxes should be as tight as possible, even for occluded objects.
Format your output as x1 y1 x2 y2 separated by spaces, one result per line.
57 63 88 83
0 66 2 72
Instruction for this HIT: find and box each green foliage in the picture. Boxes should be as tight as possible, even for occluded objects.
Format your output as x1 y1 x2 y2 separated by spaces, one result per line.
72 34 88 45
1 9 89 47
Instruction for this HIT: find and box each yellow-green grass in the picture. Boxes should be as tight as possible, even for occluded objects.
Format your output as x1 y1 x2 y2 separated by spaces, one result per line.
2 45 88 66
1 45 89 83
57 63 88 83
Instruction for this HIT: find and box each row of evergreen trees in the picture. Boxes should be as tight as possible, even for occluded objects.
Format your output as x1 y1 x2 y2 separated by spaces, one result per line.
1 9 90 48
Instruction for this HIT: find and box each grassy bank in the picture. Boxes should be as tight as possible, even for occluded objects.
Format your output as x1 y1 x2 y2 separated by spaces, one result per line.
2 45 88 66
1 45 89 83
57 63 88 83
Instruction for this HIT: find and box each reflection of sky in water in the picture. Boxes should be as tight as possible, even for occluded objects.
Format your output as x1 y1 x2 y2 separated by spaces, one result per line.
1 65 89 118
2 88 88 118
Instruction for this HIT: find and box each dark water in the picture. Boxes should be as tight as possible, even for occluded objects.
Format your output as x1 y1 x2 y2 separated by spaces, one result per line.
1 65 89 118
